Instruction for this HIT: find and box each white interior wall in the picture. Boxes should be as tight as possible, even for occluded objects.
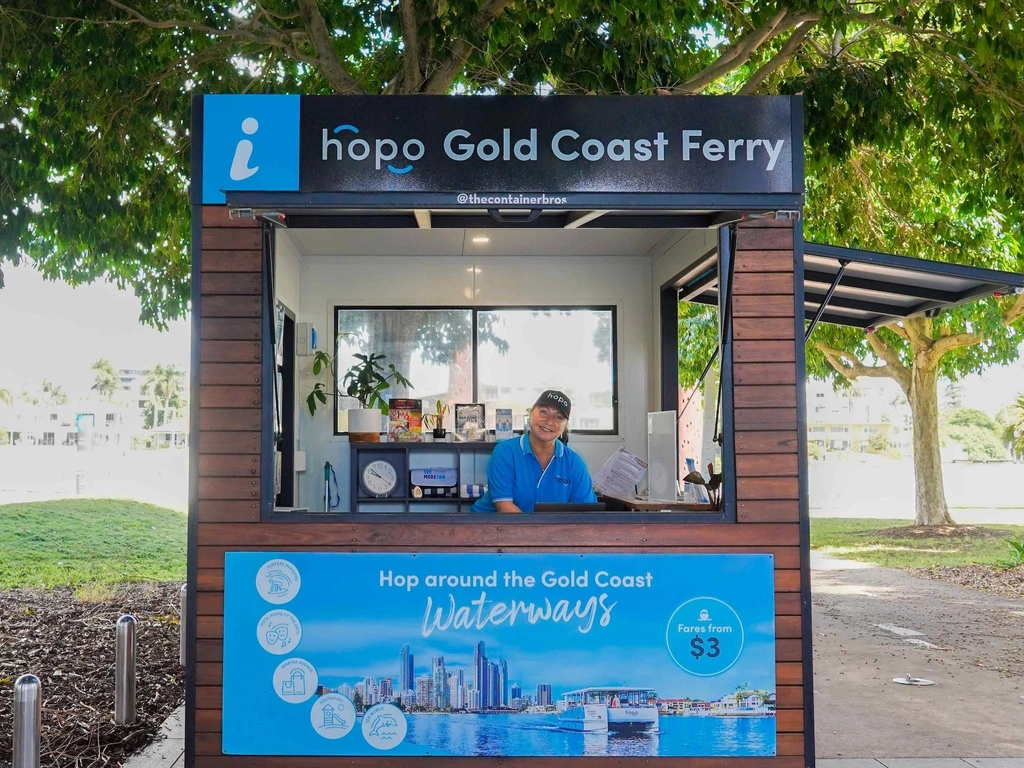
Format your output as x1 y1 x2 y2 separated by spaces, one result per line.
279 227 714 512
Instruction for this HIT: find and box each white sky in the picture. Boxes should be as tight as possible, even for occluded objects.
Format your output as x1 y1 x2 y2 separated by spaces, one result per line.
0 263 191 398
0 261 1020 412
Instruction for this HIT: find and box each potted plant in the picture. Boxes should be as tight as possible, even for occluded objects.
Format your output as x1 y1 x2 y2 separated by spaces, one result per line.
306 350 412 442
423 401 451 441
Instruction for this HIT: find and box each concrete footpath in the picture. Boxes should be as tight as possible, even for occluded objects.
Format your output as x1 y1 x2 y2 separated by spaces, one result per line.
127 555 1024 767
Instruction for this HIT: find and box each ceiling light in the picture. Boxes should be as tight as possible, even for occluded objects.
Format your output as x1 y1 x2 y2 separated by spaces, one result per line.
472 235 490 244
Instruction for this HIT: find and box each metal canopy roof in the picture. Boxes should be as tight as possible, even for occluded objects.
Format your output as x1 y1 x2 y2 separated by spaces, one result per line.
683 241 1024 329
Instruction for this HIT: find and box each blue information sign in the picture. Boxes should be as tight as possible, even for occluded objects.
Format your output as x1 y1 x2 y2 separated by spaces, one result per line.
223 552 777 757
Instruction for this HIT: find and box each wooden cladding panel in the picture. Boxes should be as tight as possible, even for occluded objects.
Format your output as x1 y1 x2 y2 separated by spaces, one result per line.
198 455 261 478
734 385 797 409
737 477 800 501
733 340 795 363
734 408 798 432
199 386 261 409
195 522 801 547
196 501 261 523
738 500 800 524
198 478 261 500
201 363 262 386
735 226 793 251
735 453 799 477
198 432 261 454
733 250 795 273
201 227 262 250
201 207 262 228
200 318 262 341
735 431 799 454
734 363 797 387
201 252 262 272
199 409 261 432
732 272 794 296
200 272 262 295
200 296 261 318
732 317 795 340
733 294 796 318
196 544 803 569
200 340 261 363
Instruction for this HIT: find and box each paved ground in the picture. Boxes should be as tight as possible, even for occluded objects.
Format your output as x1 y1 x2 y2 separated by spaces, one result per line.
125 556 1024 767
813 554 1024 759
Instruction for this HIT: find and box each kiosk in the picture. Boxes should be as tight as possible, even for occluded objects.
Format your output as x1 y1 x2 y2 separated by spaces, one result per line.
186 94 1024 768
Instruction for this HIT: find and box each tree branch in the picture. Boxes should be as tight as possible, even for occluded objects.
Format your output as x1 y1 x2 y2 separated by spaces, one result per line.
902 315 933 350
296 0 365 94
675 10 821 94
1004 292 1024 326
738 19 818 94
866 332 912 391
927 331 981 359
816 342 898 383
421 0 513 94
399 0 422 92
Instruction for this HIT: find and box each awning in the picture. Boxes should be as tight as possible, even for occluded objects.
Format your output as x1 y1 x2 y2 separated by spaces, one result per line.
682 241 1024 330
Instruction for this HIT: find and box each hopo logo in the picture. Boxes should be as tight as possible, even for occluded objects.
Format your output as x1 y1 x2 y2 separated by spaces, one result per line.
321 124 424 174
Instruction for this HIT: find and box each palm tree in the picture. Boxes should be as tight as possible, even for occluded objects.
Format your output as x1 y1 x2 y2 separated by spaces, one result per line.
142 364 185 428
41 379 69 405
90 358 121 401
0 387 12 407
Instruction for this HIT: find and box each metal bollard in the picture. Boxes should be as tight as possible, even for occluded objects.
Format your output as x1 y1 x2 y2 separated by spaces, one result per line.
115 615 137 725
13 674 41 768
179 584 187 667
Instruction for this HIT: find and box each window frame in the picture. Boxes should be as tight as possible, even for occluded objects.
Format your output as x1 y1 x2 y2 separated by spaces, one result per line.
333 304 619 437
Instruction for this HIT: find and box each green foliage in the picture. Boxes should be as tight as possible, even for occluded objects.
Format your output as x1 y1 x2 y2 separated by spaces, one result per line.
90 358 120 401
944 425 1006 461
0 498 186 588
1005 393 1024 460
998 538 1024 569
677 302 718 389
3 0 1024 328
867 432 891 453
142 364 185 429
306 349 412 417
947 407 997 431
0 427 9 445
0 387 12 407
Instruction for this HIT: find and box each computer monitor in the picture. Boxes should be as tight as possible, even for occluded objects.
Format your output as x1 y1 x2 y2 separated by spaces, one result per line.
533 503 607 513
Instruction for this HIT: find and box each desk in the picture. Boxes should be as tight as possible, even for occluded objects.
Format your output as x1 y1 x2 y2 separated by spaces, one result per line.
600 492 718 512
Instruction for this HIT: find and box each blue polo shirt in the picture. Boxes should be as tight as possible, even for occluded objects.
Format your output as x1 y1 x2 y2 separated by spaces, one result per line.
472 435 597 513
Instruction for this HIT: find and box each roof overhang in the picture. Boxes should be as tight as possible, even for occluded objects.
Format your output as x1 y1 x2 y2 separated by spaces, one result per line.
683 241 1024 329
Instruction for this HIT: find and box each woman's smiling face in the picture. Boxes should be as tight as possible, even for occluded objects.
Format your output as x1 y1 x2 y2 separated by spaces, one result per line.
529 405 567 444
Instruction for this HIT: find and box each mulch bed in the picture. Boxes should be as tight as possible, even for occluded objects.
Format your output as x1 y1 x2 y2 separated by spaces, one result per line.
0 583 185 768
916 564 1024 600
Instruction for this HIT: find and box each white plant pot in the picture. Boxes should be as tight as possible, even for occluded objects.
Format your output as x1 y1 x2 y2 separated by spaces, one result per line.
347 408 383 438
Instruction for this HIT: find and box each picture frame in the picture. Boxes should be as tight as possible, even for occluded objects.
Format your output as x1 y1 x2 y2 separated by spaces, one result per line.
454 403 486 442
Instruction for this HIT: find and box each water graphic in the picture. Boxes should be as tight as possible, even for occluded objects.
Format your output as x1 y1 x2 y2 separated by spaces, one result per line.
403 713 774 757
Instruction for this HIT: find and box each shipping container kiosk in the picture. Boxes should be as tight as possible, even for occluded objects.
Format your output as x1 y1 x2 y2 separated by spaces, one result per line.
186 94 1024 768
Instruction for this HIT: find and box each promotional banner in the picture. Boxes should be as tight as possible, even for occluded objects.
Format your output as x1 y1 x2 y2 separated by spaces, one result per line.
222 553 777 757
199 95 798 203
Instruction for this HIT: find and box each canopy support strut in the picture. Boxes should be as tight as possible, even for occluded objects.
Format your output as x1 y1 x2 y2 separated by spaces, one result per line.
804 260 849 341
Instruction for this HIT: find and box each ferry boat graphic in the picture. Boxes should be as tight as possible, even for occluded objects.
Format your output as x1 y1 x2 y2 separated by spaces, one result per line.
557 687 659 733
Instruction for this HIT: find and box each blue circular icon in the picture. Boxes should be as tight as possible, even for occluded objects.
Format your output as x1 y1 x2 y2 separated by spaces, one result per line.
666 597 744 677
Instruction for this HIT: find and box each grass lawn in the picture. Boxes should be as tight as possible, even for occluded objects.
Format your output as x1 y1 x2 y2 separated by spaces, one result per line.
810 517 1024 569
0 499 186 588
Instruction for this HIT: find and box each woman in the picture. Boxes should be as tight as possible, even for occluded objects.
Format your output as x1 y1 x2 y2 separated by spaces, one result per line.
472 390 597 513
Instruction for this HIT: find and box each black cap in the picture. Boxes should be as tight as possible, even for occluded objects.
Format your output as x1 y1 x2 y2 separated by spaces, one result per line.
533 390 571 420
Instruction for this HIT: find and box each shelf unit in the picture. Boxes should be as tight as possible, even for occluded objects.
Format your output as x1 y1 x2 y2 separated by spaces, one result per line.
350 440 497 513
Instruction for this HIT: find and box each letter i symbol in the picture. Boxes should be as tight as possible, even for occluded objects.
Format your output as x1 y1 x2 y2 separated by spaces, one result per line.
230 117 260 181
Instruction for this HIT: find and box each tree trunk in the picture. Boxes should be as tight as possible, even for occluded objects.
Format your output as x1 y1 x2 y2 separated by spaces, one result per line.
908 362 954 526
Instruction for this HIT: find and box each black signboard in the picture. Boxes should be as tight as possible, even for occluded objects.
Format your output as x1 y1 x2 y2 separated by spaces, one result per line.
298 96 799 198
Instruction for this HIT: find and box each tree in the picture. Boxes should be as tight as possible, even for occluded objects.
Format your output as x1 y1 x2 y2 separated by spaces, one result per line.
40 379 69 406
142 364 185 428
1005 393 1024 461
90 358 121 401
0 387 12 407
3 0 1023 525
3 0 1023 325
